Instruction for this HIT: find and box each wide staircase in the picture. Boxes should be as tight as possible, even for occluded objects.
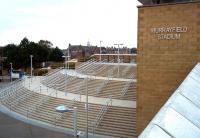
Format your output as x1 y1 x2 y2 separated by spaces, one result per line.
0 61 136 138
41 71 136 100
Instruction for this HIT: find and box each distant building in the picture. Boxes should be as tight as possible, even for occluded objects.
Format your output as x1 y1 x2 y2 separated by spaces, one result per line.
62 44 132 62
62 44 99 61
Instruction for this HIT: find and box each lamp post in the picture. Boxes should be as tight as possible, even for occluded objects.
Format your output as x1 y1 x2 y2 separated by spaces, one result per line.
67 44 70 70
100 41 103 61
114 44 123 77
30 55 33 79
85 71 94 138
56 105 78 137
10 62 12 82
86 76 88 138
62 55 67 94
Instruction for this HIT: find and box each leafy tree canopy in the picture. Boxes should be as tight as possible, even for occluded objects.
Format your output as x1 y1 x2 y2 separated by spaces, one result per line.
49 47 64 62
3 37 63 69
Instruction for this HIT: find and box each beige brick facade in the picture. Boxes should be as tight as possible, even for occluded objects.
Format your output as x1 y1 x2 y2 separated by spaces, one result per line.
137 2 200 135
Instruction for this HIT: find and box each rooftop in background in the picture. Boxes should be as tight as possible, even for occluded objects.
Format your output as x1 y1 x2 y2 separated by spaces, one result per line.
138 0 200 5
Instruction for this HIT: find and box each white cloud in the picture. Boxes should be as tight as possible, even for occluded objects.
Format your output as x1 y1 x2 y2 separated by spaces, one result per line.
0 0 139 49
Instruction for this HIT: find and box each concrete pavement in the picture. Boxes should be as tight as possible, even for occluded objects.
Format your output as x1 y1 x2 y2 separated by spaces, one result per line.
0 111 73 138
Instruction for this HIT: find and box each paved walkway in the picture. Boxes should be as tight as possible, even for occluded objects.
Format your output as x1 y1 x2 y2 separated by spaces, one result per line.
90 62 137 66
60 69 137 82
0 111 72 138
24 76 136 108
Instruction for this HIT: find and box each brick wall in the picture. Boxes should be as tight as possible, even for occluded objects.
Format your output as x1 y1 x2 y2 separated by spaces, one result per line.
137 2 200 135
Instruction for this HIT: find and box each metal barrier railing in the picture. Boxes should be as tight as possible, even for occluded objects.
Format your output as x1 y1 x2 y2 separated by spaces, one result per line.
0 86 24 105
41 68 62 84
26 85 58 117
121 66 132 78
0 78 24 95
53 97 79 126
94 60 113 76
76 59 108 75
7 81 42 109
121 80 132 97
76 59 95 72
96 79 109 94
8 88 35 110
0 79 25 103
92 97 112 136
107 64 118 78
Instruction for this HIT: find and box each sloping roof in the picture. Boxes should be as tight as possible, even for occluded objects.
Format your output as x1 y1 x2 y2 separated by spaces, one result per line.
139 63 200 138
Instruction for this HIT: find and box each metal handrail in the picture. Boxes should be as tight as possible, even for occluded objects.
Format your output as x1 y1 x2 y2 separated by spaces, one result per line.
96 79 109 94
8 83 41 109
92 97 112 136
53 98 77 125
41 68 62 84
27 88 55 117
107 64 118 78
77 61 97 74
0 86 24 105
42 72 61 84
41 73 64 88
0 78 24 94
121 80 132 96
76 59 94 73
94 60 109 74
9 89 35 109
121 66 132 77
0 79 25 103
76 59 106 75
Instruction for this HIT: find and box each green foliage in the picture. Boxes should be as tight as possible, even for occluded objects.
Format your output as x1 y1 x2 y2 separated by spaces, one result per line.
50 62 64 69
68 62 75 69
3 37 64 69
49 47 64 62
35 69 48 76
131 48 137 54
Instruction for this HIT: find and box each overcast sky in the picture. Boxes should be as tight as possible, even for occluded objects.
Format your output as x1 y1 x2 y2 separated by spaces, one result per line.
0 0 141 49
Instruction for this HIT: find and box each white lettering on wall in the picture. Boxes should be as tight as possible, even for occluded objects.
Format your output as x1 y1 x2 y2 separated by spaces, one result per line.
150 26 187 40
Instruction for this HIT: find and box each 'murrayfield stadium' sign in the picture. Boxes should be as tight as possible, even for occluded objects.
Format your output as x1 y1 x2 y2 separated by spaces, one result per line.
150 26 187 40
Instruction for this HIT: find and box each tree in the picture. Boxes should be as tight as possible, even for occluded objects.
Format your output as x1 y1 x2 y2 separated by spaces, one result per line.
3 44 19 68
3 38 64 69
38 40 52 61
49 47 64 62
19 37 30 48
38 40 53 48
131 48 137 54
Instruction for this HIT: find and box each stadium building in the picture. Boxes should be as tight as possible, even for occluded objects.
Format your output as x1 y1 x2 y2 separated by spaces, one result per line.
137 0 200 137
2 0 200 137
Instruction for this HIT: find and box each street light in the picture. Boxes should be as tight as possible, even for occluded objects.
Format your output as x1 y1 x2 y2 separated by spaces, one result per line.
114 44 123 77
100 41 103 61
55 105 78 137
80 72 93 138
30 55 33 79
62 43 70 96
85 76 88 138
10 62 12 82
67 44 70 70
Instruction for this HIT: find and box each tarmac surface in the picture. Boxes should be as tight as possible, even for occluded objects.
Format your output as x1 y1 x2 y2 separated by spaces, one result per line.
0 112 73 138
